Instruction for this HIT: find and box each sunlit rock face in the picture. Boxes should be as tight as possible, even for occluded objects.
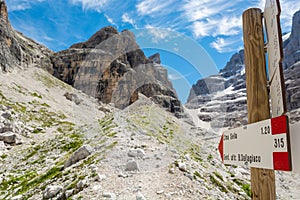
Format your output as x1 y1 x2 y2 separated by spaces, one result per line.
49 26 183 116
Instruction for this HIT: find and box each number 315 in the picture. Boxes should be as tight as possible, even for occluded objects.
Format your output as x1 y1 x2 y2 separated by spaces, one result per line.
274 138 284 148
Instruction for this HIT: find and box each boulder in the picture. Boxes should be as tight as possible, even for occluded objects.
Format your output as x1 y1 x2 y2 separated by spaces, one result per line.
64 145 93 169
0 132 16 144
43 185 63 199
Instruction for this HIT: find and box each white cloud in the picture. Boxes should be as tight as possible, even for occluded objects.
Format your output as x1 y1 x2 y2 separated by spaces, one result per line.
254 0 300 32
182 0 246 39
144 25 173 43
121 13 137 28
192 16 242 38
279 0 300 32
210 37 241 53
136 0 175 16
69 0 109 11
214 16 242 37
192 20 213 38
182 0 237 22
104 14 118 27
6 0 45 11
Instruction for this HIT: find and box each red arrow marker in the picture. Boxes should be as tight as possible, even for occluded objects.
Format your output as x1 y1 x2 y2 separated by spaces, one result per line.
218 134 224 161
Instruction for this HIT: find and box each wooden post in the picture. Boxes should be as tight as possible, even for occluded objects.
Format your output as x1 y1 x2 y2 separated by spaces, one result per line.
243 8 276 200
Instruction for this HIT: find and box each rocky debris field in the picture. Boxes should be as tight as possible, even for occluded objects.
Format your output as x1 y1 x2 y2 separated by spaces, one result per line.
0 67 299 200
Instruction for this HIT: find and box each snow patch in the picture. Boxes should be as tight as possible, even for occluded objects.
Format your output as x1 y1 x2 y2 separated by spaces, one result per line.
282 32 291 42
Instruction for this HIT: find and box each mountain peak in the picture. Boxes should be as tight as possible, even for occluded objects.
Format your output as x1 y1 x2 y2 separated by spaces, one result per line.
70 26 119 49
0 0 8 23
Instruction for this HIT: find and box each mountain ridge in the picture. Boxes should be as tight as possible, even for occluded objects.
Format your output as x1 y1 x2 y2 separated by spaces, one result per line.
1 1 300 199
186 9 300 128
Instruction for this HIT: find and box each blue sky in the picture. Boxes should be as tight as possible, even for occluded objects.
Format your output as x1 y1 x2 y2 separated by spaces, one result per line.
5 0 300 103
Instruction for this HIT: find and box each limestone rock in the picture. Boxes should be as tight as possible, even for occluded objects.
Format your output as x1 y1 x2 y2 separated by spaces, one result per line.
43 185 63 199
76 179 88 190
0 132 16 144
0 0 52 73
125 160 139 171
128 148 145 158
103 192 116 199
186 10 300 126
0 0 8 23
64 92 82 105
64 145 93 169
283 10 300 69
11 195 23 200
136 191 147 200
49 26 183 117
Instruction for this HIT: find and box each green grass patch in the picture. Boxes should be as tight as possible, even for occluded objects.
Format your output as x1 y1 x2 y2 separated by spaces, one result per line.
193 171 204 180
233 178 251 197
23 145 41 160
31 92 42 99
14 166 62 195
210 175 228 193
61 140 83 152
0 154 8 159
213 171 223 181
0 171 38 191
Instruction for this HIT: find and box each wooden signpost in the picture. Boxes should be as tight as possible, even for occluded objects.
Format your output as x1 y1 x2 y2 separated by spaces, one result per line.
243 7 276 199
217 0 298 199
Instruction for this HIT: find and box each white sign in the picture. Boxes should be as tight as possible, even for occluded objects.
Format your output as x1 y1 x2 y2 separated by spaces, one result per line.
270 67 285 117
290 121 300 174
264 0 286 117
218 115 291 171
264 0 282 79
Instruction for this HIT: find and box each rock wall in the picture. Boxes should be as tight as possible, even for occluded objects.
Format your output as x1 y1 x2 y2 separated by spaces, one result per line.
0 1 52 73
50 27 183 116
283 10 300 69
0 1 8 23
186 10 300 127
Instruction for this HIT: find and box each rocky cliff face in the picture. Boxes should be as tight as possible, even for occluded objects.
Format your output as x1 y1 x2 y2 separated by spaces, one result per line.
0 0 182 117
50 27 183 116
186 10 300 128
0 1 52 73
283 10 300 69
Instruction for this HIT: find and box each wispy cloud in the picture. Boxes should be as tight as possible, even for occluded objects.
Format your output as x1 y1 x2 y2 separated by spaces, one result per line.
136 0 176 16
104 14 118 27
69 0 110 11
253 0 300 32
121 13 137 28
6 0 45 11
210 37 242 53
144 25 174 44
278 0 300 31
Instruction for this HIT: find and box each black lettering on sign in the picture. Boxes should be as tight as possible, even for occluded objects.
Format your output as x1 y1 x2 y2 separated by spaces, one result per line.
224 135 229 141
230 133 237 140
274 138 285 148
238 154 261 163
224 154 230 161
231 154 237 161
261 126 271 134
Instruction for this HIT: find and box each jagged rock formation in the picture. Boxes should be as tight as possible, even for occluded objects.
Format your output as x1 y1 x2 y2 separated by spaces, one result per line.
50 27 183 116
186 10 300 128
0 0 8 23
186 50 247 128
0 1 182 117
283 10 300 69
0 1 52 73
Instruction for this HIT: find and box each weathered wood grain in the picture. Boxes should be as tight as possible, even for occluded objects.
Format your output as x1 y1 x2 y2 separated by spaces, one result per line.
243 8 276 200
